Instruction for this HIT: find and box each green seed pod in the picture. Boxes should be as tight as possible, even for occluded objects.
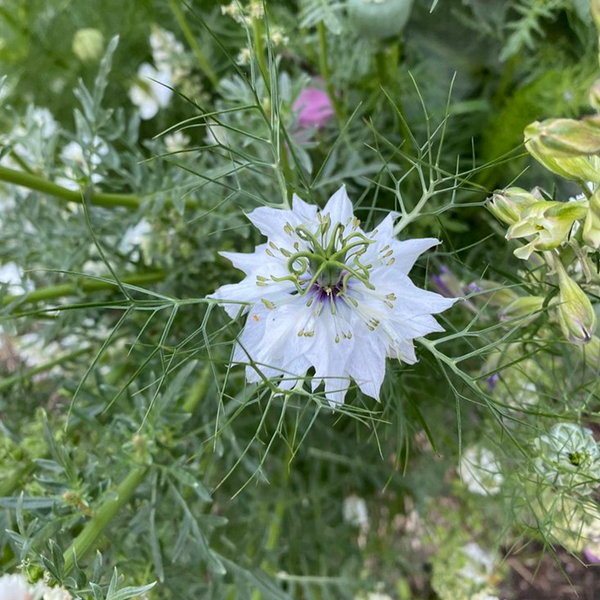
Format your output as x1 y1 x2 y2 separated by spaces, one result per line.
500 296 545 324
347 0 414 40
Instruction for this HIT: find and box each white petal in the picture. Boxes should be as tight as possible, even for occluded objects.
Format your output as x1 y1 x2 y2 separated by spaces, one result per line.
292 193 319 222
322 185 354 228
389 238 440 274
346 322 387 400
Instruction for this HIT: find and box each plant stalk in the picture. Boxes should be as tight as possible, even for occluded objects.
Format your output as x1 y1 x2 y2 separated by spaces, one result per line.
63 466 149 575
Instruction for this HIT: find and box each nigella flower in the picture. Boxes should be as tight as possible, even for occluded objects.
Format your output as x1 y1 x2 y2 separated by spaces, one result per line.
535 423 600 494
209 186 456 405
459 445 504 496
129 63 173 120
293 84 335 131
0 574 71 600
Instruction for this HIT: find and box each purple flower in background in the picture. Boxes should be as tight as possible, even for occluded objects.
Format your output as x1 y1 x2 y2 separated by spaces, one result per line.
583 549 600 564
293 85 335 131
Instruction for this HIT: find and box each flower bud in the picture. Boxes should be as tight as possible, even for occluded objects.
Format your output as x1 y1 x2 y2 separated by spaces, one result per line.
466 279 519 307
72 28 104 63
525 121 600 183
347 0 414 39
555 260 596 344
506 200 588 260
487 187 538 225
583 189 600 250
500 296 545 324
581 336 600 371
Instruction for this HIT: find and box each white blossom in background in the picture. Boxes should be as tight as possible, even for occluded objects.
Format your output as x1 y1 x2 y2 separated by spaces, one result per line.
0 261 34 295
459 445 504 496
58 137 109 189
343 495 369 528
129 63 173 120
535 422 600 494
164 130 191 153
119 219 152 256
209 186 456 405
0 574 71 600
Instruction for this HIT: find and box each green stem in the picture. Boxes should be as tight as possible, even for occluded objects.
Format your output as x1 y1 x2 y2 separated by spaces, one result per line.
3 270 165 307
0 346 93 392
252 17 270 90
182 364 212 413
0 165 141 209
0 166 199 210
167 0 219 87
393 190 432 236
316 21 343 123
63 466 149 575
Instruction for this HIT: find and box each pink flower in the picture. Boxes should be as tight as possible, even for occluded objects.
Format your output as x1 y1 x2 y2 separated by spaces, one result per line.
293 86 334 131
583 549 600 564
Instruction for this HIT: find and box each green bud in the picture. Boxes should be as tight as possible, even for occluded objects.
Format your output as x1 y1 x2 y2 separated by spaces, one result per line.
525 120 600 183
468 279 519 307
500 296 545 324
583 189 600 250
581 336 600 371
525 118 600 158
555 260 596 345
347 0 414 39
72 28 105 62
488 187 538 225
506 200 588 260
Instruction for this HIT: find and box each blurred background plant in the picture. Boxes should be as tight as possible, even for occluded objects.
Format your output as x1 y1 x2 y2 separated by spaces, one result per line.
1 1 600 599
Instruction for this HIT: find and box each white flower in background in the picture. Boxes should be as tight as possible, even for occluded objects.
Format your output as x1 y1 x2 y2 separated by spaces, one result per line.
164 130 191 153
343 495 369 528
149 27 185 72
129 63 173 120
0 261 34 295
535 422 600 494
58 137 109 189
460 445 504 496
120 219 152 255
236 48 252 66
0 574 32 600
209 186 456 405
365 593 393 600
458 543 495 586
0 574 71 600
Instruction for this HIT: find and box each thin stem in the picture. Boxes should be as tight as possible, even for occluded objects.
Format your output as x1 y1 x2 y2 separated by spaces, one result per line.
252 16 270 90
3 270 165 307
316 21 343 123
63 466 149 575
393 189 432 236
167 0 219 87
0 165 199 210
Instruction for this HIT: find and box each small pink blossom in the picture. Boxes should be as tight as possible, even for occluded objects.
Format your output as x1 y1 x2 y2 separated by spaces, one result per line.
293 86 334 131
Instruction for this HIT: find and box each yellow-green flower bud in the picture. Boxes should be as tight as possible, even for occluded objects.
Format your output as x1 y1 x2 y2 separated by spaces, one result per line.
72 28 105 63
525 118 600 157
500 296 545 324
583 189 600 250
555 260 596 344
487 187 538 226
467 279 519 307
506 200 588 260
525 121 600 183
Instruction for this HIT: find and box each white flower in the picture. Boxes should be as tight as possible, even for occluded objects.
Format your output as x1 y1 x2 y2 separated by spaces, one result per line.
535 422 600 494
120 219 152 255
129 63 173 120
149 27 185 73
459 445 504 496
236 48 252 66
0 261 34 294
209 186 456 405
164 130 191 153
343 495 369 528
0 574 33 600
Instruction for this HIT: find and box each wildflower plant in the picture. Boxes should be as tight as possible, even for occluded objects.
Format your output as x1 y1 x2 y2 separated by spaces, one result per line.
1 1 600 598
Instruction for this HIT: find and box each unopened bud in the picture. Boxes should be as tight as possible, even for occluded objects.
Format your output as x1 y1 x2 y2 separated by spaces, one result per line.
488 187 537 225
583 189 600 250
525 120 600 183
555 260 596 345
347 0 414 39
72 28 104 62
467 279 518 307
500 296 545 324
582 336 600 371
506 200 588 260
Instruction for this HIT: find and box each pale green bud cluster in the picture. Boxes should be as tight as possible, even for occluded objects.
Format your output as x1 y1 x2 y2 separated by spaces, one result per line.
535 423 600 495
72 28 105 63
